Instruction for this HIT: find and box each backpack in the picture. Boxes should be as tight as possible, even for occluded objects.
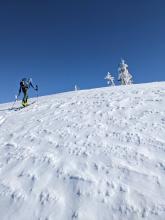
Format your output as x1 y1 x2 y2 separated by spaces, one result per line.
20 78 31 89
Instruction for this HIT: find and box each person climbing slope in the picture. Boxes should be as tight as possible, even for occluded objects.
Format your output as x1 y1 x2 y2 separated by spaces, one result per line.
16 78 38 107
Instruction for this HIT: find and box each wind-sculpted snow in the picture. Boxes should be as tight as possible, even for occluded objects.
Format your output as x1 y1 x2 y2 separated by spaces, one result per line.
0 82 165 220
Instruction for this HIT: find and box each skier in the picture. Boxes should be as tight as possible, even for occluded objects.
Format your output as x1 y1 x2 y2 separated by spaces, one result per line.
16 78 38 107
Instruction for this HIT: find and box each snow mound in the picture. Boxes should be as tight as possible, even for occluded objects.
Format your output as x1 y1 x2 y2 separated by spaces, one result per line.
0 82 165 220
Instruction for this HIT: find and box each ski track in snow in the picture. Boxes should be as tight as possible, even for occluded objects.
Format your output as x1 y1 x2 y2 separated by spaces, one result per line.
0 116 6 127
0 82 165 220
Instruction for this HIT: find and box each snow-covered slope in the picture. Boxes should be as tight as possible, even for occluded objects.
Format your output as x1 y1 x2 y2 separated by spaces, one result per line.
0 82 165 220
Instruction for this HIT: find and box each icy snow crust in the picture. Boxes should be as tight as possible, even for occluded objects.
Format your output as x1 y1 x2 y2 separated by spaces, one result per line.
0 82 165 220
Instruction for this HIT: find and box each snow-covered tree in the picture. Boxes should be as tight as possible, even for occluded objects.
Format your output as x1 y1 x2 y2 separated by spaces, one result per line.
105 72 115 86
75 85 80 91
118 59 133 85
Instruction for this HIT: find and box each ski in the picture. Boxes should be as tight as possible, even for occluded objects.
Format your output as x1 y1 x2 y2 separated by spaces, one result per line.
11 101 36 111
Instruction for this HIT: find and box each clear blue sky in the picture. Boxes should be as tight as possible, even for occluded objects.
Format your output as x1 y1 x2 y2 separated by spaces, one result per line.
0 0 164 103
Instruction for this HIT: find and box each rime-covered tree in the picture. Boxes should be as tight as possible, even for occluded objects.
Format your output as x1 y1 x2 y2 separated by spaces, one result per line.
105 72 115 86
118 59 133 85
75 85 80 91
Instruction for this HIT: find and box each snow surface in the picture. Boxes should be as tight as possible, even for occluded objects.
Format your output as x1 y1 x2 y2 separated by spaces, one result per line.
0 82 165 220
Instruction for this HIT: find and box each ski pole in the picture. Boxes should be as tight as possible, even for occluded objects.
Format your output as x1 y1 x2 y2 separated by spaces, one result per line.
11 94 20 109
11 99 17 109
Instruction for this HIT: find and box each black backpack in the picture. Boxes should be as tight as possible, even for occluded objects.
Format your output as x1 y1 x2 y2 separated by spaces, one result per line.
20 78 30 89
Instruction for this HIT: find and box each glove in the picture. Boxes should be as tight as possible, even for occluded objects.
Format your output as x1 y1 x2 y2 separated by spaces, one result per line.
35 85 38 91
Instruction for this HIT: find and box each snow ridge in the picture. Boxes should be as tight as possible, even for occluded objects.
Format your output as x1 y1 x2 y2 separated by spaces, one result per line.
0 82 165 220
